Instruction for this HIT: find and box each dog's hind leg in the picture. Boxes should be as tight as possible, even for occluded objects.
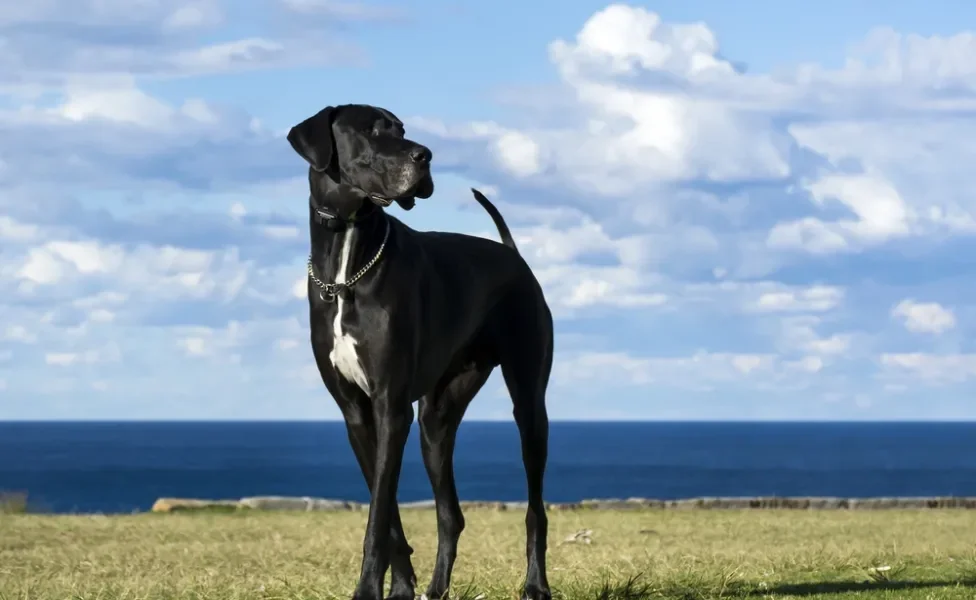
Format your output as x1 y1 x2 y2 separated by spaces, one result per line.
500 303 554 600
418 365 493 600
336 391 417 599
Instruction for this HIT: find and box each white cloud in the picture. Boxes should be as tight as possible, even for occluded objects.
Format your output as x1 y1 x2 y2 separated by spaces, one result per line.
13 239 251 302
5 4 976 420
176 322 245 359
179 336 210 357
768 173 913 253
533 264 667 315
891 299 957 334
45 352 82 366
493 131 544 178
4 325 37 343
0 0 222 28
776 316 853 358
766 217 852 255
461 211 672 315
730 354 767 374
789 120 976 236
788 355 824 373
169 39 289 76
18 247 67 285
420 5 976 279
277 0 403 21
88 308 116 323
274 338 300 351
754 285 844 313
512 218 626 264
416 5 793 198
45 345 119 367
881 353 976 383
57 83 178 128
46 241 126 275
261 225 301 240
794 27 976 93
805 334 852 356
0 0 361 89
229 202 248 220
0 85 295 195
549 5 734 80
162 1 223 31
292 276 308 300
0 216 39 242
553 350 781 391
74 291 129 310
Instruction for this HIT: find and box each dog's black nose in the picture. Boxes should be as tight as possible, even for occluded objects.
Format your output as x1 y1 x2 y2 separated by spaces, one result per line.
409 146 432 164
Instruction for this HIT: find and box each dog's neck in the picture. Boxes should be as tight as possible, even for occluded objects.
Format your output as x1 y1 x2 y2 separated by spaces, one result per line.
307 184 389 290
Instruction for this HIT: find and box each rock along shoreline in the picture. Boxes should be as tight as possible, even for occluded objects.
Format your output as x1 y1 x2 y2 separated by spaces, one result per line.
150 495 976 513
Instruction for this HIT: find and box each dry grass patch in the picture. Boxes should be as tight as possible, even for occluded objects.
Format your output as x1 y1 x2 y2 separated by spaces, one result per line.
2 508 976 599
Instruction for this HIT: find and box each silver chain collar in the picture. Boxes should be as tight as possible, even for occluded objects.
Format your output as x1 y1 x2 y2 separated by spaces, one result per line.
306 218 391 303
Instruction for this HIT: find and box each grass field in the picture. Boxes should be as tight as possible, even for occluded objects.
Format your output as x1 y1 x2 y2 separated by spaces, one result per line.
2 508 976 599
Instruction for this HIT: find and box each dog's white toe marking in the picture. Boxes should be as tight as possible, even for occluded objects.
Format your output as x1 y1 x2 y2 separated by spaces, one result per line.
329 228 370 394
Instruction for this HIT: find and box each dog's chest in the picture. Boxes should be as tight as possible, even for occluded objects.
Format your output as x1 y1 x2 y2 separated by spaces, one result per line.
327 231 370 394
330 327 368 393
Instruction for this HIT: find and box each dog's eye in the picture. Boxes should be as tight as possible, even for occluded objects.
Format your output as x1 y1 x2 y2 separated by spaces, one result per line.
371 127 380 137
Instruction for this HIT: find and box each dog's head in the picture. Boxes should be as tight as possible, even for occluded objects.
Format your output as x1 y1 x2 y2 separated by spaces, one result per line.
287 104 434 213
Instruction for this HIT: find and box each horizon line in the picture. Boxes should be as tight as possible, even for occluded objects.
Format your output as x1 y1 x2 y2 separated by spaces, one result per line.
3 418 976 424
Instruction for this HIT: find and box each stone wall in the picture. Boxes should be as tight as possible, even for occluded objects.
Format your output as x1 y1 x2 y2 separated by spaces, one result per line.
149 495 976 513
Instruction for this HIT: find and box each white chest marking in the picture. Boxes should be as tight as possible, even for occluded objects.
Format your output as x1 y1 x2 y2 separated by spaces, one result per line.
328 230 370 394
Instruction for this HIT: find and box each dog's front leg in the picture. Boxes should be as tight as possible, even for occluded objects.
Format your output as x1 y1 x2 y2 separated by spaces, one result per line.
353 397 414 600
338 394 416 597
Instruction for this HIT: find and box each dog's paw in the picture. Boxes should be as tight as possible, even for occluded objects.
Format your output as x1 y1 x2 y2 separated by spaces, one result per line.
351 588 385 600
385 580 414 599
520 585 552 600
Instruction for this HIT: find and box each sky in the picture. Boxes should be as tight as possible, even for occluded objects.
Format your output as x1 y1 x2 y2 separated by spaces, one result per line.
3 1 976 421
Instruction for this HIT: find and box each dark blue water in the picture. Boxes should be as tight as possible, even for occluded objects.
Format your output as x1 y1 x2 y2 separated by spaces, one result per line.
2 421 975 514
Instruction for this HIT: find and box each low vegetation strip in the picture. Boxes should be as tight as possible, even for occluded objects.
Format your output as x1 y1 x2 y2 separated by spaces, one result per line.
7 492 976 515
2 508 975 599
148 495 976 513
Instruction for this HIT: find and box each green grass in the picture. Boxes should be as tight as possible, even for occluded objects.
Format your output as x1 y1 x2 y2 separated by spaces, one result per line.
0 492 27 515
2 508 976 599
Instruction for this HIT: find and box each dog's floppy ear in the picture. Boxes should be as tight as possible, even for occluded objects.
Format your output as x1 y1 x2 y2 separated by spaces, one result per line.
287 106 337 171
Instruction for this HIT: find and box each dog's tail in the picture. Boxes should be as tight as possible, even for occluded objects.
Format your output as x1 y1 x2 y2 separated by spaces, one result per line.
471 188 518 251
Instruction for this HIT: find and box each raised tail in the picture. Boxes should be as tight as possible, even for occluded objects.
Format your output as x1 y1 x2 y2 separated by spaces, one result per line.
471 188 518 252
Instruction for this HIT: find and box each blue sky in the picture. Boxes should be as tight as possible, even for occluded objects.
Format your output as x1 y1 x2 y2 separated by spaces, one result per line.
3 0 976 421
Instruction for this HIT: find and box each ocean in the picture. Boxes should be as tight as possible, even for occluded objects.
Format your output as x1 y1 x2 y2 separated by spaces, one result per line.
1 421 975 514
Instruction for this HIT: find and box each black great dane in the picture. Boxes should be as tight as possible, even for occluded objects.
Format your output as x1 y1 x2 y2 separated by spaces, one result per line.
287 103 554 600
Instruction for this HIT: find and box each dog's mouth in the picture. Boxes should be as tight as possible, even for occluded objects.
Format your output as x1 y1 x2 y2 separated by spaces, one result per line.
369 194 395 207
370 194 417 211
368 172 432 210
